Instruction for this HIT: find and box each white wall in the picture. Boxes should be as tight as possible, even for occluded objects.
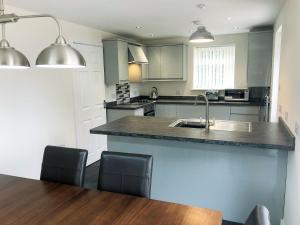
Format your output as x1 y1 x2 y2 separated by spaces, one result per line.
274 0 300 225
139 33 249 96
0 5 120 179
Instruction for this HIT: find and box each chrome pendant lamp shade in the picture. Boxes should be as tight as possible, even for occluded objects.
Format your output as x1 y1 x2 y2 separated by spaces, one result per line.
36 36 86 68
189 26 214 43
0 39 30 68
0 0 86 69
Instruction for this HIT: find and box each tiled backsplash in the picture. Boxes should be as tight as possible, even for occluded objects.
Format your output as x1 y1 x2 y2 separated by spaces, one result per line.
116 83 130 104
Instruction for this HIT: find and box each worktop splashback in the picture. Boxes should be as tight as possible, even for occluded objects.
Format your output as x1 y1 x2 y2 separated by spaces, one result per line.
116 83 130 104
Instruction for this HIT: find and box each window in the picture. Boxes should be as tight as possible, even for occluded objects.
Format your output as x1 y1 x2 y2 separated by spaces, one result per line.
193 45 235 90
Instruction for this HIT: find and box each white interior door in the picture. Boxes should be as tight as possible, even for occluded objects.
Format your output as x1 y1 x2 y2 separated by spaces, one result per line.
72 43 107 165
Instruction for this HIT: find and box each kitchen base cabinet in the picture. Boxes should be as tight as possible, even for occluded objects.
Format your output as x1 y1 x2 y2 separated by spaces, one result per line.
229 106 261 122
210 106 231 120
155 104 177 118
176 105 205 119
154 104 261 122
230 106 260 115
107 108 144 122
230 114 260 122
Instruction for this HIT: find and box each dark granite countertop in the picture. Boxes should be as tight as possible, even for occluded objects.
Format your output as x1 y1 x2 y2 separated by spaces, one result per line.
90 116 295 151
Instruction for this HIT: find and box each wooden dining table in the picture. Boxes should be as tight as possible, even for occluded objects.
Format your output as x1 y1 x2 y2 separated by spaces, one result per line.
0 174 222 225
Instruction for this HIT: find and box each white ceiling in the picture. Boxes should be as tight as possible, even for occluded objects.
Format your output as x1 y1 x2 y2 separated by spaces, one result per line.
6 0 285 40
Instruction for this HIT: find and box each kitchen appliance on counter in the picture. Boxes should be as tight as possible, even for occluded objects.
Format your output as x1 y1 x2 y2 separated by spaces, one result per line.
206 90 219 101
225 89 249 102
150 87 159 100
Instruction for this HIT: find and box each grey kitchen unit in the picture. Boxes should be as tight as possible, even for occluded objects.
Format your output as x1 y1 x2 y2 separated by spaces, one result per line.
247 29 274 87
155 104 261 122
144 44 187 81
103 40 129 85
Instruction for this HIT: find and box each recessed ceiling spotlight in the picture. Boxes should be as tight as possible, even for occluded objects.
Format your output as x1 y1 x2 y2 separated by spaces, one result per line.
136 26 143 29
196 3 206 9
227 17 232 21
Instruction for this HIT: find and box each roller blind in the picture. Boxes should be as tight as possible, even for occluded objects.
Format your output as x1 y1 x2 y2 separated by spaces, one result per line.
193 45 235 90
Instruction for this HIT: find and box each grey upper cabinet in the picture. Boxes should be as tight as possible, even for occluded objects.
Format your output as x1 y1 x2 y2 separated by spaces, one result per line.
103 40 129 85
141 46 149 80
247 30 274 87
145 44 187 80
147 46 161 79
161 45 184 79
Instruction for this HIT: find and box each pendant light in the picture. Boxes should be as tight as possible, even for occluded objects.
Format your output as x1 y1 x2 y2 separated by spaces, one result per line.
0 0 86 69
189 21 214 43
0 5 30 69
0 33 30 69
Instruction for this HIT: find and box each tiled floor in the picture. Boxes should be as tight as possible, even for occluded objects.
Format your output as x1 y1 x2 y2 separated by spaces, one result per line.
84 161 243 225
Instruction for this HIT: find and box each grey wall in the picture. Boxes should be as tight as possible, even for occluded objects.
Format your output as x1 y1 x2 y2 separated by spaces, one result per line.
275 0 300 225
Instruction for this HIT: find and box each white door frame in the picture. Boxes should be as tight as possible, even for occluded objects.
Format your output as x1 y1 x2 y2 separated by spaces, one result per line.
71 41 107 165
270 26 283 122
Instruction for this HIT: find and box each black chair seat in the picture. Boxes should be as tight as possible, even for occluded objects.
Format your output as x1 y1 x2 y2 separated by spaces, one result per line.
98 151 153 198
40 145 88 187
245 205 271 225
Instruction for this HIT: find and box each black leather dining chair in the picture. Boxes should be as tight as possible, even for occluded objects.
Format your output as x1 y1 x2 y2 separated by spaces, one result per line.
245 205 271 225
98 151 153 198
40 145 88 187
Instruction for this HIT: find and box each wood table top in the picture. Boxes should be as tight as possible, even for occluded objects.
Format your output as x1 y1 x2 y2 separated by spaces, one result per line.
0 174 222 225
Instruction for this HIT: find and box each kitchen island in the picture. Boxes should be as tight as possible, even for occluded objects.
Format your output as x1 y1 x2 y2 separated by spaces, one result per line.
91 116 295 225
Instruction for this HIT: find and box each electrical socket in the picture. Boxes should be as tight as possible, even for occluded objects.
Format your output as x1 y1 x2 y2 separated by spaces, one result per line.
285 112 289 122
295 122 300 136
175 90 181 95
279 105 282 113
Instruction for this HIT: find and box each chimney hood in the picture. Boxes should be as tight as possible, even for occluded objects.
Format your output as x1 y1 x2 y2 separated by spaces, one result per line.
128 44 148 64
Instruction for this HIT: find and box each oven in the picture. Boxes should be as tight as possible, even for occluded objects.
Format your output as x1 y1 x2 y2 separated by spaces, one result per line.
143 103 155 117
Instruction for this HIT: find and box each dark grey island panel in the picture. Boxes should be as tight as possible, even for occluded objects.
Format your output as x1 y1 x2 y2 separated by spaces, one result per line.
90 116 294 224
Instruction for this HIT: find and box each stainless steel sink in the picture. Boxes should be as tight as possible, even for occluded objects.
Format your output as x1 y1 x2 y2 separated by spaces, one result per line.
169 119 252 133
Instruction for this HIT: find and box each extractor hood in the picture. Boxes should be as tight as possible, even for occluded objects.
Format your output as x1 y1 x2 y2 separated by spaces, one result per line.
128 44 148 64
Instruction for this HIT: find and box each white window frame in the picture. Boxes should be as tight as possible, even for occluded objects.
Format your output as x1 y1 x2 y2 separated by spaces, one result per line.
193 45 236 90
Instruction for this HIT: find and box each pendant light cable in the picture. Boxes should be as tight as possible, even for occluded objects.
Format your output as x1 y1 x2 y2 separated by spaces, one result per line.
1 0 5 40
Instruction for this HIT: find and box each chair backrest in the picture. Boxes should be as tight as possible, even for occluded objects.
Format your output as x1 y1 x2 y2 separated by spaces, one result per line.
245 205 271 225
98 151 153 198
40 145 88 187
